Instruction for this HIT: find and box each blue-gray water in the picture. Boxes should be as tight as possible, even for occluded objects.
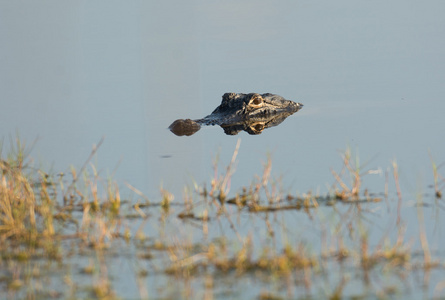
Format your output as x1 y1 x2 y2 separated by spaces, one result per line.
1 1 445 298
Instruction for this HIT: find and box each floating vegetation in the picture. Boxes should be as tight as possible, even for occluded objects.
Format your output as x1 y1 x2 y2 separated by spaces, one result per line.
0 137 444 299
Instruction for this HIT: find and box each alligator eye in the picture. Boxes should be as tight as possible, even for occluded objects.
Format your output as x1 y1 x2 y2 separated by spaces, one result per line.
249 122 265 134
249 95 263 107
254 123 264 131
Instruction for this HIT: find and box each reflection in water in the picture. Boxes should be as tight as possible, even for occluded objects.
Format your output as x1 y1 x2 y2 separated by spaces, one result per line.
169 93 303 136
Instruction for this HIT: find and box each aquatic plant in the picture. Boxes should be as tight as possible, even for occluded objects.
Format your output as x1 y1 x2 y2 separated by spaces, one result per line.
0 137 444 299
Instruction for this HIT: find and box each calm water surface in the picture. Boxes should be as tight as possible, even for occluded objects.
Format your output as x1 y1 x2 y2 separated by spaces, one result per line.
1 1 445 298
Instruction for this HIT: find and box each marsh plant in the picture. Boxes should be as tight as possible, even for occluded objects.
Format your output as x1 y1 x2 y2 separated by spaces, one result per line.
0 137 444 299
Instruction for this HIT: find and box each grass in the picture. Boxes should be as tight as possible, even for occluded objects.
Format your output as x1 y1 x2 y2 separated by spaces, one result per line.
0 137 444 299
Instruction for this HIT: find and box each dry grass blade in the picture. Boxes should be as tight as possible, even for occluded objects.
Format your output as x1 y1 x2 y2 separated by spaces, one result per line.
63 136 104 202
219 138 241 202
392 160 403 226
429 151 444 199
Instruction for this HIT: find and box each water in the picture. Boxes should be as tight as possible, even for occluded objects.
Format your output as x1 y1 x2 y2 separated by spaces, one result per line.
1 1 445 298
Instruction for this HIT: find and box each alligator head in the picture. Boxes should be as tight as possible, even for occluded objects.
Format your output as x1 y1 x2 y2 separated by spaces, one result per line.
169 93 303 136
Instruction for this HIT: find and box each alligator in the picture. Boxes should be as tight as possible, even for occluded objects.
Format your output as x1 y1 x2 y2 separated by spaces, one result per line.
169 93 303 136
